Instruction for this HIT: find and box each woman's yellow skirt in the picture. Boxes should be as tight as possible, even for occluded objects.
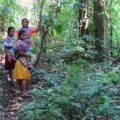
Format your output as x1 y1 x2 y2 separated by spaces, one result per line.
13 60 30 80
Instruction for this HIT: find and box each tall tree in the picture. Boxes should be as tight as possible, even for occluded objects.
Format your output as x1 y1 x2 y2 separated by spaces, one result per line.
94 0 106 61
78 0 89 38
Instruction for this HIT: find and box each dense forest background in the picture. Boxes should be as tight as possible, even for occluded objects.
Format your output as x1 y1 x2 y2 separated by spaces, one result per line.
0 0 120 120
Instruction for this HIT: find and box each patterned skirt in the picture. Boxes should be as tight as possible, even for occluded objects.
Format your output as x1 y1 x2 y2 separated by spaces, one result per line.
13 60 30 80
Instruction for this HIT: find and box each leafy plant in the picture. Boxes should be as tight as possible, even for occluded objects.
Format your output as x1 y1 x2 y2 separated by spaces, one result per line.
17 60 120 120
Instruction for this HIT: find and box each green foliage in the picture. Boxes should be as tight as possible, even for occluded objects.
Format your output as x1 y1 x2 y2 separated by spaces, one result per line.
103 67 120 83
0 0 20 31
35 0 120 63
1 0 119 119
17 60 120 120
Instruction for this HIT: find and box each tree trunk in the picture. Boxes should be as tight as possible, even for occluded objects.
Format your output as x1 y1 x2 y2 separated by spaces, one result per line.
34 0 45 67
78 0 89 38
34 1 62 66
94 0 106 62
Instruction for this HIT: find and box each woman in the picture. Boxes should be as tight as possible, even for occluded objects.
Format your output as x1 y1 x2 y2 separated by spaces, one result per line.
16 18 38 48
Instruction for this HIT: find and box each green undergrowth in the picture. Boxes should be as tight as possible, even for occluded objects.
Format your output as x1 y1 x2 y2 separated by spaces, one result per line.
17 59 120 120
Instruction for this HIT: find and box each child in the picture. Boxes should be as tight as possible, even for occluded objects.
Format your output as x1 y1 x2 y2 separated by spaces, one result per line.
4 26 16 85
13 30 32 97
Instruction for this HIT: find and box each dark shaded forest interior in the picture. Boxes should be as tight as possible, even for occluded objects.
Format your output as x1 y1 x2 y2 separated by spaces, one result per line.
0 0 120 120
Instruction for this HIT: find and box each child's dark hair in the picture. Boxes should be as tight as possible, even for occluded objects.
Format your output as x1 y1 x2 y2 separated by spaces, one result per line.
18 29 27 39
22 18 29 23
7 26 15 34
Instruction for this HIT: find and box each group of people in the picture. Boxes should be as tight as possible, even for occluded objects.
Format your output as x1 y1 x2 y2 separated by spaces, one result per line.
4 18 38 98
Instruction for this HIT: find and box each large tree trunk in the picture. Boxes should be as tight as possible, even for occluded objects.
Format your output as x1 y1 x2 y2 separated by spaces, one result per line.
78 0 89 38
94 0 106 62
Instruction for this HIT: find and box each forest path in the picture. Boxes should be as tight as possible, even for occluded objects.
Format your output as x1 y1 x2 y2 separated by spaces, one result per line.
0 64 35 120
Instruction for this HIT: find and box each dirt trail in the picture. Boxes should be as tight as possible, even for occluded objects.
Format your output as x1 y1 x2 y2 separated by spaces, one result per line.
0 64 34 120
0 65 15 120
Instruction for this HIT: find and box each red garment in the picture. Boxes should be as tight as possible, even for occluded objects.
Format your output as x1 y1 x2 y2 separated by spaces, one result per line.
15 27 37 37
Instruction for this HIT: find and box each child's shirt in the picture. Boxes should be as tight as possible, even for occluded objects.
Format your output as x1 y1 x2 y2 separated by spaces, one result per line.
16 27 37 48
4 35 16 59
13 39 32 68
